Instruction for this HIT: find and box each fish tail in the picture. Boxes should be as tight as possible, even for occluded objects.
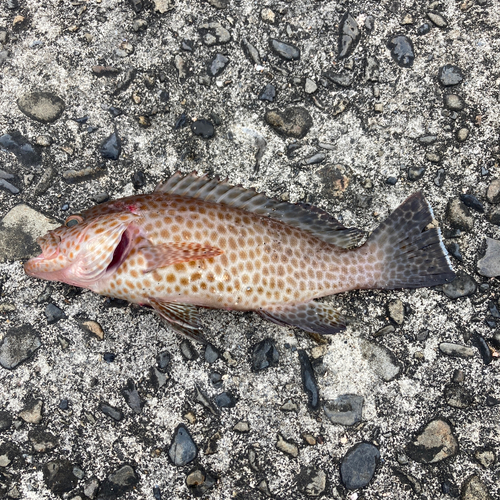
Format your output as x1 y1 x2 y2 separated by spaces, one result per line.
363 192 455 290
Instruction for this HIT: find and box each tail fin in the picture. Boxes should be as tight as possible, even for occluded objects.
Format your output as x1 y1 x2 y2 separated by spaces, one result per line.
367 192 455 290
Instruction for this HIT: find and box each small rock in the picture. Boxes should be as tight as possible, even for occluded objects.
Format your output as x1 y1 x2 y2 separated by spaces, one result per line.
281 400 298 412
204 343 219 363
486 179 500 203
297 466 327 496
460 194 484 213
157 350 170 372
92 65 120 77
99 465 139 498
426 153 441 163
233 421 250 433
20 399 43 424
28 429 59 453
340 442 380 490
417 23 431 35
478 238 500 277
408 165 426 181
269 39 300 60
407 419 458 463
439 342 476 358
324 395 363 426
444 383 473 408
388 299 404 325
0 325 41 369
394 469 422 494
261 8 275 23
304 78 317 94
419 135 437 145
191 119 215 139
100 403 123 421
365 56 380 81
446 198 474 231
442 273 477 299
17 92 65 123
276 434 298 457
0 411 12 432
215 391 237 408
472 335 493 365
303 153 326 166
100 131 121 160
0 131 42 167
446 242 462 262
374 103 384 113
252 338 279 371
168 425 197 466
373 325 395 337
121 379 144 414
427 11 448 27
444 94 465 111
387 35 415 67
241 38 261 65
338 13 360 59
386 176 398 185
207 53 229 77
460 475 493 500
43 460 78 495
474 449 495 469
199 21 230 46
259 84 276 102
44 304 66 324
298 350 319 410
360 339 401 381
133 19 147 31
438 65 464 86
265 107 312 139
194 384 218 415
434 168 446 187
180 339 197 360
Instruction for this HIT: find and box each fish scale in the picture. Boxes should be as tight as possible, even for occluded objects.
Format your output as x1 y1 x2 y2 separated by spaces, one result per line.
25 173 455 343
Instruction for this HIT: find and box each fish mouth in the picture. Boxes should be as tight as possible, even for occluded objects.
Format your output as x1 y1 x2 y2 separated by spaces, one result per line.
36 232 61 259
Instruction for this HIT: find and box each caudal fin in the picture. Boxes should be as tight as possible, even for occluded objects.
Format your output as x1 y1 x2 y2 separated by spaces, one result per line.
367 192 455 290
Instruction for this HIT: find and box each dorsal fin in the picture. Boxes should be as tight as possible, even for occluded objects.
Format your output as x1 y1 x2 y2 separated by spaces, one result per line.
155 172 364 248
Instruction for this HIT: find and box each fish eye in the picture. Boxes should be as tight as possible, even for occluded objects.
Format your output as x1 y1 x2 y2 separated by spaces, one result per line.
65 214 84 227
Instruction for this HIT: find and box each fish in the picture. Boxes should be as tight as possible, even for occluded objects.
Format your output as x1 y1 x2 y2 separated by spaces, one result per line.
24 172 455 343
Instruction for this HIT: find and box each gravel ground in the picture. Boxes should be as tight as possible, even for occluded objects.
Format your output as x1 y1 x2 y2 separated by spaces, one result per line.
0 0 499 499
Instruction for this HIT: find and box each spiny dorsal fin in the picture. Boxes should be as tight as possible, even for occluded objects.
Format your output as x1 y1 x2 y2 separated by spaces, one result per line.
155 172 364 248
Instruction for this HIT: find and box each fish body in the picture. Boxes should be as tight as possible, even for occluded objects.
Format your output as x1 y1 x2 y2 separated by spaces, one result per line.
25 173 455 342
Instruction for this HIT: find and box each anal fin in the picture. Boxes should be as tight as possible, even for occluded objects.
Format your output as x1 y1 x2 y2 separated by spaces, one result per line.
149 297 207 344
258 301 348 335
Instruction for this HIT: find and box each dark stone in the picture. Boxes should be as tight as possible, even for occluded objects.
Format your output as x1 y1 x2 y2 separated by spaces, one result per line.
444 383 473 408
265 107 312 139
365 15 374 31
204 343 219 363
180 339 197 360
340 442 380 489
241 38 261 65
446 198 474 231
132 170 146 189
406 419 458 463
324 71 353 87
174 113 188 130
168 424 197 466
472 335 493 365
209 372 222 386
269 39 300 60
0 411 12 432
215 391 237 408
298 350 319 410
324 394 363 425
59 399 69 410
408 166 426 181
417 23 431 35
0 325 41 369
17 92 65 123
489 302 500 318
186 468 217 496
100 403 123 421
386 176 398 185
259 84 276 102
181 39 194 51
108 106 122 118
387 35 415 67
194 384 219 415
121 379 144 414
489 208 500 226
252 339 279 371
0 131 42 167
438 65 464 86
153 486 162 500
92 65 121 77
434 168 446 187
100 131 121 160
28 429 59 453
44 304 66 324
460 194 484 213
157 350 170 372
103 352 116 362
297 466 327 496
43 459 78 495
338 13 361 59
442 273 477 299
446 242 462 262
98 465 139 498
207 53 229 77
191 119 215 139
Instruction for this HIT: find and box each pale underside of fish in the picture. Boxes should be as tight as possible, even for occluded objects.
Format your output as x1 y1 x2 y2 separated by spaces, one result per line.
25 173 455 343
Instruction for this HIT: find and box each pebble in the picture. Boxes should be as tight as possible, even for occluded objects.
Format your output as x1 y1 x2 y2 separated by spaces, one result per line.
20 399 43 424
0 411 12 432
304 78 317 94
417 23 431 35
29 429 59 453
259 84 276 102
191 119 215 139
174 55 188 80
427 11 448 28
439 342 476 358
199 21 231 46
92 65 120 77
472 335 492 365
434 168 446 187
99 465 139 498
387 35 415 67
43 460 78 495
17 92 65 123
474 449 495 469
340 442 380 490
298 350 319 410
373 324 395 338
426 153 441 163
100 403 123 422
121 379 144 414
0 325 41 369
297 466 327 496
365 56 380 81
44 303 66 324
265 107 312 139
446 242 463 261
168 425 197 466
215 391 237 408
444 94 465 111
365 15 375 31
269 39 300 60
460 475 493 500
63 165 105 184
486 179 500 203
261 7 275 23
276 434 299 457
133 19 147 31
132 170 146 189
77 319 104 340
204 343 219 363
194 384 218 415
360 339 401 381
442 273 477 299
477 238 500 277
324 71 353 87
233 421 250 433
241 38 261 65
460 194 484 213
174 113 188 130
100 131 121 160
338 13 360 59
207 53 229 77
445 383 473 408
446 198 474 231
419 135 437 145
408 166 426 181
180 339 197 360
252 338 279 371
456 128 469 142
406 419 458 463
438 65 464 86
386 176 398 185
388 299 404 325
281 400 298 412
302 153 326 166
0 131 42 167
324 394 364 425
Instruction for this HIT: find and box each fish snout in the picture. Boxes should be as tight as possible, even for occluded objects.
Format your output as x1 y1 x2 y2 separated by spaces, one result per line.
36 232 61 258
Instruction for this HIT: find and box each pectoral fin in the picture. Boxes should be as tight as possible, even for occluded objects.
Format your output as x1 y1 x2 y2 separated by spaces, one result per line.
141 242 223 273
149 297 207 344
258 301 349 335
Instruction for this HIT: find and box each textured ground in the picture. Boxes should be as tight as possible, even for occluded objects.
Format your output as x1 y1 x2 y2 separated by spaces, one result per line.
0 0 499 499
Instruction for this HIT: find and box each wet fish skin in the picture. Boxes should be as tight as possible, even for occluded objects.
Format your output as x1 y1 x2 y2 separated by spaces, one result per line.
25 173 455 342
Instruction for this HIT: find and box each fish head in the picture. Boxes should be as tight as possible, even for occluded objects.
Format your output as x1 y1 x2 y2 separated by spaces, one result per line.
24 211 139 288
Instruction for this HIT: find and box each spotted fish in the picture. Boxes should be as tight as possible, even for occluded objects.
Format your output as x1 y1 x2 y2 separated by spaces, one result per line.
25 173 455 343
